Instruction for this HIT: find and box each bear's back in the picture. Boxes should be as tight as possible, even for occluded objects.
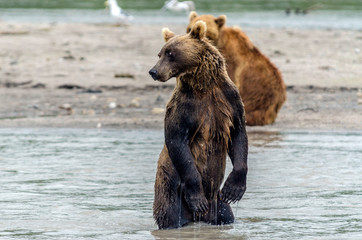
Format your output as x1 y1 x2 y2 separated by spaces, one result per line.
217 26 285 96
218 27 255 53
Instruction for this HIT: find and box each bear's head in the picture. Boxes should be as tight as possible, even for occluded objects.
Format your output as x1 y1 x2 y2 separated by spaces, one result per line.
186 11 226 44
149 21 209 82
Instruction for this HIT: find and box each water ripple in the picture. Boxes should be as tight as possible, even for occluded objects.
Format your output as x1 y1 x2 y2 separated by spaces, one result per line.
0 129 361 239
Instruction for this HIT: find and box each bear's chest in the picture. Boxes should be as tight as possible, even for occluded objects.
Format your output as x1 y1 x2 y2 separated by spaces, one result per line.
187 91 233 179
167 87 234 150
192 93 233 145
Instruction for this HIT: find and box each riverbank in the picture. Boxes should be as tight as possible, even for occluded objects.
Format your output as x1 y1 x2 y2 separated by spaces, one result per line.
0 22 361 131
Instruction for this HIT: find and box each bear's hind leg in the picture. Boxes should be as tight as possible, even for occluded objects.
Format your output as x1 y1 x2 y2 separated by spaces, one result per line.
216 198 235 225
154 177 192 229
202 198 235 225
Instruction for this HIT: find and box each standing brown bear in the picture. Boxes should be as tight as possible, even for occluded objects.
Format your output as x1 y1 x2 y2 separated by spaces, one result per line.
149 21 248 229
187 12 286 126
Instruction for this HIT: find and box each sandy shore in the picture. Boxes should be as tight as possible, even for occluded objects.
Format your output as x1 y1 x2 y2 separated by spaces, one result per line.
0 22 361 131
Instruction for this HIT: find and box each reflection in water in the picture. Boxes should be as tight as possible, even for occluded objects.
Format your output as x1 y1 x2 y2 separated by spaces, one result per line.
151 223 247 240
247 131 284 148
0 129 361 239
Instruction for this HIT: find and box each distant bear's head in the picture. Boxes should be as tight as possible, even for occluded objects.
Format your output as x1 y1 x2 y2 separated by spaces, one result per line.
149 21 208 82
186 11 226 44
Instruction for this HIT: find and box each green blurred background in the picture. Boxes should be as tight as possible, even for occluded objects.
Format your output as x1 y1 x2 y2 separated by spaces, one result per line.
0 0 361 11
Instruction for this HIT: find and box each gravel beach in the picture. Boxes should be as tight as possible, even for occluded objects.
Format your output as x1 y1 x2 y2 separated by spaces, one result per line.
0 22 361 130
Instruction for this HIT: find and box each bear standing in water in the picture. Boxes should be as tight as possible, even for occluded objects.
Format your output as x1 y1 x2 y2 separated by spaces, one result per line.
149 21 248 229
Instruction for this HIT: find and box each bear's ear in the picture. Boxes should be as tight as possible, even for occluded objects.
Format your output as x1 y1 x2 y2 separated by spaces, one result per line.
162 28 175 42
189 11 198 22
189 21 207 40
215 15 226 28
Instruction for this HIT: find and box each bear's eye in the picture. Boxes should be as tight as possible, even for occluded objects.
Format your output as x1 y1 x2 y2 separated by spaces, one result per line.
166 51 175 61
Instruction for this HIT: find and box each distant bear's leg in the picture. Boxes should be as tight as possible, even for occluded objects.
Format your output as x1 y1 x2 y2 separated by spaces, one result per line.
244 94 284 126
245 109 266 126
264 103 279 124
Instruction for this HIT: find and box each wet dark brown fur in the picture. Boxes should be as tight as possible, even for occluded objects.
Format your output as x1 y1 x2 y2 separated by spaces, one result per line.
187 12 287 126
149 21 248 229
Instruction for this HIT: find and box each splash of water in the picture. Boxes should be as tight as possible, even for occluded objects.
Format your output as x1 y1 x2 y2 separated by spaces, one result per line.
178 187 183 227
234 201 239 222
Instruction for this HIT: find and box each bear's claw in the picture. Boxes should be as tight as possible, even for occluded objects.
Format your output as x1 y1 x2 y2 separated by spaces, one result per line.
185 194 209 214
221 185 246 204
220 169 247 204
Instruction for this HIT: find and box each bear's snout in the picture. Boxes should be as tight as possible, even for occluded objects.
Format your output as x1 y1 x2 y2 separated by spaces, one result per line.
149 68 158 80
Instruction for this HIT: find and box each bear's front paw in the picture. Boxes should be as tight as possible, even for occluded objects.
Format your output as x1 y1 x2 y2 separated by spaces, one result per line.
184 191 208 214
221 169 247 204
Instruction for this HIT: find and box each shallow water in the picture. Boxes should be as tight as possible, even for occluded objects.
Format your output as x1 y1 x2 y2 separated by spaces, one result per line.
0 129 361 239
0 8 361 30
1 0 361 30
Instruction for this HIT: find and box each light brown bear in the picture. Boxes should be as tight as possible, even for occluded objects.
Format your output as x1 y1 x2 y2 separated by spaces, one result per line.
187 12 286 126
149 21 248 229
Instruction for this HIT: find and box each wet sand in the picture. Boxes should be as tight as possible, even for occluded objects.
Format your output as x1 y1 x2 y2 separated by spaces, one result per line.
0 22 361 130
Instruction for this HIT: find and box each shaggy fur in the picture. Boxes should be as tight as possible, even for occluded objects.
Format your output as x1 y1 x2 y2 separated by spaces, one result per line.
187 12 287 126
149 21 248 229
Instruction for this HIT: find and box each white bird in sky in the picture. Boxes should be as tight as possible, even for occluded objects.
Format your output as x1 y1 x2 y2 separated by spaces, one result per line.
105 0 133 24
162 0 195 12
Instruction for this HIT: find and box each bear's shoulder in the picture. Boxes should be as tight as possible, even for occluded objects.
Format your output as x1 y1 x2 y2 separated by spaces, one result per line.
219 27 255 51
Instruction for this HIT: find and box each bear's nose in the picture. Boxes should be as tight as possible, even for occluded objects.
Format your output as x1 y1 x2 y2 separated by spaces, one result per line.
149 69 158 80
